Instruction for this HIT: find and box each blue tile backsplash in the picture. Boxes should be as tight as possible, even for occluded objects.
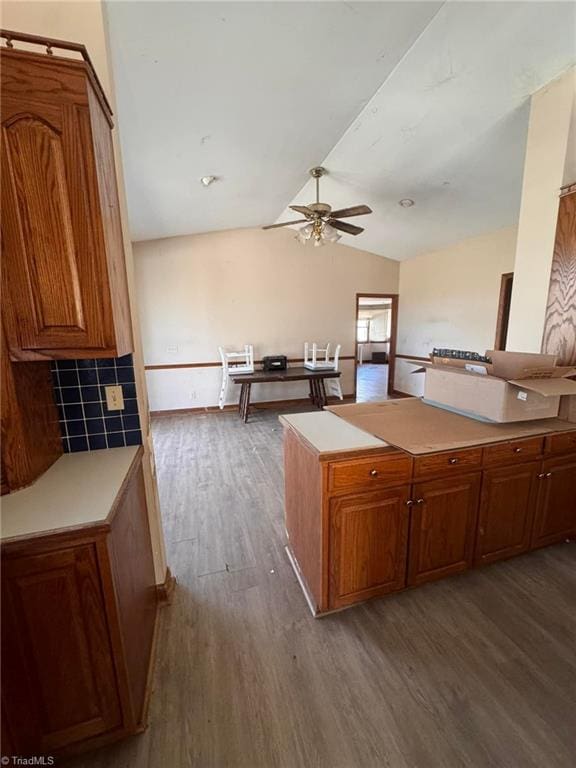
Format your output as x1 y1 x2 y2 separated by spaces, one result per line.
51 355 142 453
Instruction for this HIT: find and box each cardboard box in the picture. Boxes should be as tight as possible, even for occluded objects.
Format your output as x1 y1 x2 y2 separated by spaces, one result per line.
326 398 576 455
418 351 576 423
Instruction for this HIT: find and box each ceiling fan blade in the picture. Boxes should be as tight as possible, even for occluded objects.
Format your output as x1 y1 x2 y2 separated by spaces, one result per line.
329 205 372 219
262 219 309 230
328 219 364 236
289 205 314 216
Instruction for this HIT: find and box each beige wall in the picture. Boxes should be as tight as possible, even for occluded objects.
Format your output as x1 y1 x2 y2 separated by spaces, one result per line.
507 67 575 352
3 0 168 583
394 227 518 397
133 228 399 411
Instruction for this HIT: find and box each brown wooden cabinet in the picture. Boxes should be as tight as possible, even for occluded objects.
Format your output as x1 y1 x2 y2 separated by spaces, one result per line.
1 44 132 360
408 472 481 586
474 461 540 566
283 417 576 616
532 454 576 548
329 487 410 609
1 327 62 494
1 450 157 759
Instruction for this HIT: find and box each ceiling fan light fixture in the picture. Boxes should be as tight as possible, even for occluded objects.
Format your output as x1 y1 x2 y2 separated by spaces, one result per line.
296 222 314 243
322 223 341 243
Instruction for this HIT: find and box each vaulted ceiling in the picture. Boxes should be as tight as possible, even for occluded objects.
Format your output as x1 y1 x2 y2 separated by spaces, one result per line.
105 1 576 260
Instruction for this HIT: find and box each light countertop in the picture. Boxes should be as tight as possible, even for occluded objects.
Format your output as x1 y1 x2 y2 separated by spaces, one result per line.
1 446 140 542
279 411 388 454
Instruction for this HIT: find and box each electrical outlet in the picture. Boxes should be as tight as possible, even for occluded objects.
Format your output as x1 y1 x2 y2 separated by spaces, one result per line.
105 385 125 411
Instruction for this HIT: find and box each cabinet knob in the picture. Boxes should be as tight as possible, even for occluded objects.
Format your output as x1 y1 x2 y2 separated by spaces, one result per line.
546 472 552 478
406 499 414 507
448 458 459 465
369 469 378 477
513 447 522 453
416 498 425 505
538 473 546 479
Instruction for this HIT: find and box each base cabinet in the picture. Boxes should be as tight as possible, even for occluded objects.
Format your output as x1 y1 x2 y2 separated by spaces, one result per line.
1 451 157 759
283 423 576 616
2 545 122 753
329 487 410 609
475 462 540 566
532 455 576 548
408 473 481 586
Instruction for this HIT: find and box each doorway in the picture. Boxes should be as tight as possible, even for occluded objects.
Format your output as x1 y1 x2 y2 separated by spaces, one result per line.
355 293 398 401
494 273 514 351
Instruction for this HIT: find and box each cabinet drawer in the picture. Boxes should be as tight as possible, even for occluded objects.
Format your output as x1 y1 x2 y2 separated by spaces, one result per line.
545 432 576 456
328 454 412 494
483 437 544 467
413 448 482 480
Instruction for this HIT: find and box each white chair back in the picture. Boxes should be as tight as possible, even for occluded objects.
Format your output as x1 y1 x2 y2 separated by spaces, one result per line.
218 345 254 409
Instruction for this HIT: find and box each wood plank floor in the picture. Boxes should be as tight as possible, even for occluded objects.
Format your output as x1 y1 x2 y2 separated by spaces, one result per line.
73 407 576 768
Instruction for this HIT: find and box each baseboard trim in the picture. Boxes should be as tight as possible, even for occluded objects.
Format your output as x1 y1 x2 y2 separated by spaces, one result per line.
156 566 176 604
151 395 355 418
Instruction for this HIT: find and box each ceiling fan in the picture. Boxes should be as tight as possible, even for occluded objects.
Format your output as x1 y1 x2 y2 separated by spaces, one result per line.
262 167 372 246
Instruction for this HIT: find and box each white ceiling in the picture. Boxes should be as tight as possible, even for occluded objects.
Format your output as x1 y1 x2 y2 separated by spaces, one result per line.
105 1 576 260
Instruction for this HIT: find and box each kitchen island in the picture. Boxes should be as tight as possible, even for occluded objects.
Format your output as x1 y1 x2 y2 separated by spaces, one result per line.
281 401 576 615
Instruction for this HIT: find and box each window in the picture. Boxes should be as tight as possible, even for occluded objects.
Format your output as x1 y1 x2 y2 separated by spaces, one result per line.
356 319 369 343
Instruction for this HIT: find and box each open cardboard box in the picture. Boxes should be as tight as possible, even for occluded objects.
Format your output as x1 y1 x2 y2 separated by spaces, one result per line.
415 350 576 423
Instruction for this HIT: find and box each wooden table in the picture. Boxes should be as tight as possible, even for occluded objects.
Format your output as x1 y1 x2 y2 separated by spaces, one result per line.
229 367 341 422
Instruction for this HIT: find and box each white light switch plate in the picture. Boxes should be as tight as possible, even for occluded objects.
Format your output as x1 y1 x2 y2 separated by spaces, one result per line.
105 385 125 411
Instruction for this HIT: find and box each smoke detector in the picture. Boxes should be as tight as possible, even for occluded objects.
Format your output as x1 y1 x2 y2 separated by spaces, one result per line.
200 175 217 187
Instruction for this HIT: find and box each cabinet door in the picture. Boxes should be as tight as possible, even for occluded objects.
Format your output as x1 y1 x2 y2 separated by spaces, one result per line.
1 96 110 353
532 455 576 548
329 487 410 609
475 462 540 566
408 473 481 587
1 543 122 754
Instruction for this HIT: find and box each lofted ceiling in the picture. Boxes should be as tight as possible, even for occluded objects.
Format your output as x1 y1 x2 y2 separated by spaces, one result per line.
105 1 576 260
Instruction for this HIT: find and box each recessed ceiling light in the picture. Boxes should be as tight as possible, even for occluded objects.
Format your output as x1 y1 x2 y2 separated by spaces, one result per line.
200 175 217 186
399 198 415 208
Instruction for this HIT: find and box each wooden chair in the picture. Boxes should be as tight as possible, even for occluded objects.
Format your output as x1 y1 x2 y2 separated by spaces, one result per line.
218 345 254 409
303 342 343 400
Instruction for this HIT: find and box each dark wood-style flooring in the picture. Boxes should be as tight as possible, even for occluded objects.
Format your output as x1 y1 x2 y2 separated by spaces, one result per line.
74 407 576 768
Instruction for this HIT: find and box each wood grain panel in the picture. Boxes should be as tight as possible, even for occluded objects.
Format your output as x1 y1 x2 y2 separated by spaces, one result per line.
283 427 324 609
408 472 481 586
0 46 132 359
1 326 62 493
532 454 576 548
3 114 85 333
542 190 576 364
482 437 544 468
413 447 483 481
108 460 157 727
1 543 121 753
328 453 412 494
329 486 410 609
475 462 540 566
87 83 132 356
544 431 576 456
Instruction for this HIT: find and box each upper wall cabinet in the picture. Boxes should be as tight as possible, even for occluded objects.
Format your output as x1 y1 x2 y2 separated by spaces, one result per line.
1 36 133 360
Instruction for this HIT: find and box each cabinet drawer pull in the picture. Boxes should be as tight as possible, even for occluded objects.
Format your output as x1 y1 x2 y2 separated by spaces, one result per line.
448 458 459 465
369 469 378 477
538 473 546 479
416 498 425 505
406 499 414 507
513 447 522 453
546 472 552 478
